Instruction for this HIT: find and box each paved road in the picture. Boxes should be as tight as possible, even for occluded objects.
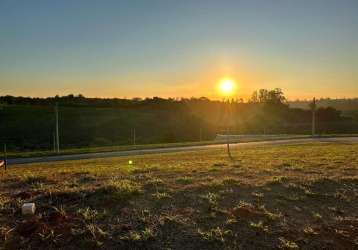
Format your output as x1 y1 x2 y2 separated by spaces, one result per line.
8 137 358 165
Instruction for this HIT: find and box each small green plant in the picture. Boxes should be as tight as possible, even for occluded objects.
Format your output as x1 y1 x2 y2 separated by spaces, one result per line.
120 228 155 242
249 221 268 232
38 229 62 244
312 212 322 220
303 226 319 235
353 238 358 246
286 183 299 189
145 177 166 196
209 167 220 172
284 194 303 201
219 188 233 195
78 207 98 221
85 223 108 245
141 228 155 240
79 176 96 183
201 192 219 209
152 191 171 199
198 227 232 243
212 163 227 168
231 164 241 168
278 237 299 249
259 205 282 221
225 218 238 225
175 176 193 185
52 205 67 216
71 223 108 247
207 180 225 189
251 192 264 198
270 176 288 184
24 175 48 185
221 177 239 186
124 231 142 241
291 165 304 171
237 200 255 210
327 206 344 214
104 179 142 200
303 188 316 196
334 190 351 202
146 177 164 186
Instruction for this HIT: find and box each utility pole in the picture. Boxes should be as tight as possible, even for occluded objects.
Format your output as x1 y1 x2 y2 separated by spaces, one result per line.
226 127 232 158
4 143 7 170
311 97 316 137
53 133 56 153
133 128 136 146
226 100 232 159
199 127 202 142
55 103 60 153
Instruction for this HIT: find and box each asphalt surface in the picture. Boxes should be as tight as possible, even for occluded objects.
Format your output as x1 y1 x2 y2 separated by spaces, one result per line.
7 137 358 165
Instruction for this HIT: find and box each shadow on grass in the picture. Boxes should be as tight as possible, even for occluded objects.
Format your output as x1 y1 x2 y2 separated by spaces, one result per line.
2 174 358 249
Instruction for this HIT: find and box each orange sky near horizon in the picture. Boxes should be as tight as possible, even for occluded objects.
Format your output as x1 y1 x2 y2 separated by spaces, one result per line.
2 60 357 101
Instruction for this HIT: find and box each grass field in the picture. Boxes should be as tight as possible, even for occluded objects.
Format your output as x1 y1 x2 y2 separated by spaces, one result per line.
5 134 313 159
7 134 358 159
1 143 358 249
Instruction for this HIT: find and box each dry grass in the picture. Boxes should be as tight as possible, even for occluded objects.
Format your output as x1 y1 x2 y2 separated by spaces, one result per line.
0 142 358 249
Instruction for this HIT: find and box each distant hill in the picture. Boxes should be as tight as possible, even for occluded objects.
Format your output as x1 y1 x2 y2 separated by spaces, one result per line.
289 98 358 119
289 98 358 111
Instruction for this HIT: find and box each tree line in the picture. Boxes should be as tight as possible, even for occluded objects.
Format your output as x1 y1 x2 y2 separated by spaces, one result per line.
0 89 357 151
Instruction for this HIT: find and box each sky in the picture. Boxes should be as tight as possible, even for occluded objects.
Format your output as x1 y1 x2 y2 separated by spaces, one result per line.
0 0 357 100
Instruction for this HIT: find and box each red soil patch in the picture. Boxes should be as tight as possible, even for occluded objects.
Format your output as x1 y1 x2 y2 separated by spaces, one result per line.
119 223 133 231
231 206 262 219
15 211 77 238
47 211 68 226
13 190 42 199
16 218 46 237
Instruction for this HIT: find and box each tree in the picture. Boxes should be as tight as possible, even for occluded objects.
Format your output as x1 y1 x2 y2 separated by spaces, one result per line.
249 88 286 104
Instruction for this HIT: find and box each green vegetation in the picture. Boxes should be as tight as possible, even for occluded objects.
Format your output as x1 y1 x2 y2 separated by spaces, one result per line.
1 142 357 249
1 90 358 152
2 134 317 159
290 98 358 113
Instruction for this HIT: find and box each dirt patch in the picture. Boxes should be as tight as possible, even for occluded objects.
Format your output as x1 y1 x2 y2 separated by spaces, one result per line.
13 190 43 199
15 218 44 237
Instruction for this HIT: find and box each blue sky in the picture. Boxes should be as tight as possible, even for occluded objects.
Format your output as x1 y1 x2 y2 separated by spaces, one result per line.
0 0 357 99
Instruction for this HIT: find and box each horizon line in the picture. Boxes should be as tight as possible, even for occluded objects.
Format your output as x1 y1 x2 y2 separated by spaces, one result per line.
1 93 358 102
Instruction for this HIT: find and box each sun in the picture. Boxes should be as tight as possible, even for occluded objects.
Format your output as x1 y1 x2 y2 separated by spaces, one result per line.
218 78 236 96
